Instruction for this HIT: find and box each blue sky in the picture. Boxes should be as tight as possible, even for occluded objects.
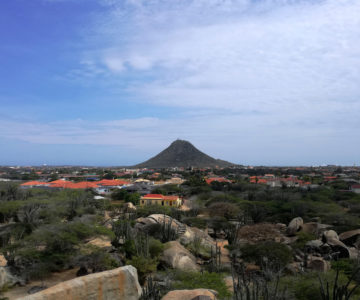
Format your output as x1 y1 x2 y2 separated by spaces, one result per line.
0 0 360 166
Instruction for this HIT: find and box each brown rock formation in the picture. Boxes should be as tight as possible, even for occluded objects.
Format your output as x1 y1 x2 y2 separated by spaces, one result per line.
18 265 141 300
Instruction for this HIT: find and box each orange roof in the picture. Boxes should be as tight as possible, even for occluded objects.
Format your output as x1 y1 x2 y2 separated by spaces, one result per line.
21 181 48 186
142 194 164 199
206 177 231 184
71 182 99 189
164 195 179 201
97 179 130 186
49 181 76 188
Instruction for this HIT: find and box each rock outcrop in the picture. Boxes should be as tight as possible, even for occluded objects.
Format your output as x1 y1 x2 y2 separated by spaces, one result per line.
160 241 200 272
339 229 360 248
18 265 142 300
162 289 217 300
287 217 303 235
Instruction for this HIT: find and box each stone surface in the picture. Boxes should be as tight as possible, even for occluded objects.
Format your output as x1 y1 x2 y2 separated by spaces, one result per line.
161 241 200 271
339 229 360 247
326 238 350 258
124 202 137 212
86 235 112 249
161 289 217 300
0 254 7 267
307 256 331 272
322 230 339 243
305 240 324 251
18 265 142 300
287 217 303 235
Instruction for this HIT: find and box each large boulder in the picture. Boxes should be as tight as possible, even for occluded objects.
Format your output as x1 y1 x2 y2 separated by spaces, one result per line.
339 229 360 248
326 238 350 259
162 289 217 300
287 217 303 236
305 240 324 252
307 256 331 272
18 265 141 300
161 241 200 272
322 230 339 243
180 226 215 249
135 214 185 234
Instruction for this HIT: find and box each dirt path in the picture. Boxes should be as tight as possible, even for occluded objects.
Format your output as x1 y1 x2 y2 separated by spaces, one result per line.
4 268 79 300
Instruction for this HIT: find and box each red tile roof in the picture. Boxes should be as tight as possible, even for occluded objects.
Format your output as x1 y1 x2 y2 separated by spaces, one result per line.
142 194 164 199
97 179 130 186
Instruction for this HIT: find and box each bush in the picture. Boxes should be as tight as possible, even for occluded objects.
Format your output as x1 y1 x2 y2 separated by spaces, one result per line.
149 238 164 258
171 271 232 299
240 241 292 270
126 255 158 284
293 231 317 250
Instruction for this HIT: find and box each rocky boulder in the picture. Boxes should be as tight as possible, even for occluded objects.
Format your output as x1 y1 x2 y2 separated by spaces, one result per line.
180 226 215 249
18 265 141 300
307 256 331 272
322 230 339 243
161 241 200 271
287 217 303 236
136 214 185 233
162 289 217 300
339 229 360 248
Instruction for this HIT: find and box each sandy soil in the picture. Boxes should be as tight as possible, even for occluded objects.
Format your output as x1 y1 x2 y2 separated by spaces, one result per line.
4 268 79 300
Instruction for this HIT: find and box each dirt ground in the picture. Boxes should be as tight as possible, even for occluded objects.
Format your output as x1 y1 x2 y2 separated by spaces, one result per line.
4 268 79 300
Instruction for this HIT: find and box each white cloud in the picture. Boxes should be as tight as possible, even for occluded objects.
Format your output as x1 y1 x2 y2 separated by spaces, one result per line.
76 0 360 121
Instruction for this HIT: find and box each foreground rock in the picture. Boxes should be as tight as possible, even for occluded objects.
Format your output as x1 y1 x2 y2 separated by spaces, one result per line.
162 289 217 300
18 265 141 300
160 241 200 271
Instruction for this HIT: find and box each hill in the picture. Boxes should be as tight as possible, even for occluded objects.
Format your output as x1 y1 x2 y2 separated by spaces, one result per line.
134 140 235 168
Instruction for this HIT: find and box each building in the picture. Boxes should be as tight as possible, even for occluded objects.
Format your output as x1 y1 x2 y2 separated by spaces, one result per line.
140 194 182 207
351 184 360 194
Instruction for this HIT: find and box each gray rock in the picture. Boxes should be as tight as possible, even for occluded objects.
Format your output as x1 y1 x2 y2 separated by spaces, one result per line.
287 217 303 235
18 265 142 300
162 289 217 300
339 229 360 248
161 241 200 272
322 230 339 243
305 240 324 251
307 256 331 272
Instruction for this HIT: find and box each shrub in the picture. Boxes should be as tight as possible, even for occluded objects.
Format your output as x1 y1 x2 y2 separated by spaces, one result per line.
182 217 207 229
240 241 292 270
171 270 232 299
149 238 164 258
293 231 317 250
126 255 158 284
